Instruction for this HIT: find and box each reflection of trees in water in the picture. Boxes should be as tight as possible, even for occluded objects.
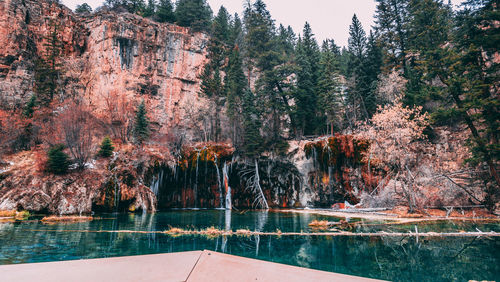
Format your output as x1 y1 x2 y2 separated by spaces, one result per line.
0 214 498 282
230 211 270 256
370 236 492 281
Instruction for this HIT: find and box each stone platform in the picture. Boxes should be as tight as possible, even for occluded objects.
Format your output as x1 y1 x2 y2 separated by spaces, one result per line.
0 250 384 281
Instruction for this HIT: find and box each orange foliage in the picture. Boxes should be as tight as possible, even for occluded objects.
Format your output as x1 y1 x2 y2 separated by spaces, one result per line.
179 142 234 170
304 134 370 169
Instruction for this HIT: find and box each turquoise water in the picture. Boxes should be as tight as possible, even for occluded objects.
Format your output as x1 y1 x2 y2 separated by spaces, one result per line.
0 210 499 281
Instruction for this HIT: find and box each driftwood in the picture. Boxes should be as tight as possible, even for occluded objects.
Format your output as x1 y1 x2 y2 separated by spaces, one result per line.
18 228 500 238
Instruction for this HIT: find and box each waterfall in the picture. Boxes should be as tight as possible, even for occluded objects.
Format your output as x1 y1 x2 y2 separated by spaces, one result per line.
194 151 200 208
223 162 231 210
213 154 223 209
113 176 120 213
328 166 334 198
150 170 162 198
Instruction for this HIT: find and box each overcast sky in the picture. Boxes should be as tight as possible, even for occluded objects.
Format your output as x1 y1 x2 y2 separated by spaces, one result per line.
62 0 466 47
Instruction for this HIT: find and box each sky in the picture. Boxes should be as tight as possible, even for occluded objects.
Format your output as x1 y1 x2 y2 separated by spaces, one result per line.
62 0 466 47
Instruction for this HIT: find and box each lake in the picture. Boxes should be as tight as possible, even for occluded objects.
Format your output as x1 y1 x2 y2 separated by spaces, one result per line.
0 210 499 281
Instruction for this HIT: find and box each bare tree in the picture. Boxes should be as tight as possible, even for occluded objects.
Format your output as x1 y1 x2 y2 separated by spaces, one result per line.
59 100 95 169
101 90 133 143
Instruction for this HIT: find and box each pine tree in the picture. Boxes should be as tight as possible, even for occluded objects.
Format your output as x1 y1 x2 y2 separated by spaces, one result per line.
318 40 343 135
155 0 175 23
404 0 452 107
362 31 383 116
174 0 212 32
199 7 231 141
23 95 37 118
243 0 275 80
143 0 156 17
98 136 115 158
75 3 92 14
35 20 63 106
293 22 320 136
346 14 370 121
374 0 411 70
47 144 69 175
225 47 246 120
348 14 367 60
228 13 243 47
105 0 146 14
244 0 291 152
277 24 296 57
416 0 500 198
242 89 263 158
134 100 149 144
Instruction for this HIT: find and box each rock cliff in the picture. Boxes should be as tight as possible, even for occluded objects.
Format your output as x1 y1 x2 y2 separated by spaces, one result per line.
0 0 476 214
0 0 211 214
0 0 209 136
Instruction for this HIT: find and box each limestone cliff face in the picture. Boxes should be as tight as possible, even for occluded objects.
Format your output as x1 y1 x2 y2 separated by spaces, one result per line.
83 12 209 134
0 0 86 107
0 0 209 135
0 0 210 214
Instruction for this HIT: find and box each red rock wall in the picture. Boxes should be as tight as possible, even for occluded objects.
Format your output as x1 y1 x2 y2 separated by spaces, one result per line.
0 0 209 136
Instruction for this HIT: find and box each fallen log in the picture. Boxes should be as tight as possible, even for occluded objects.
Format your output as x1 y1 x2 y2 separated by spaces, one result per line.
17 228 500 238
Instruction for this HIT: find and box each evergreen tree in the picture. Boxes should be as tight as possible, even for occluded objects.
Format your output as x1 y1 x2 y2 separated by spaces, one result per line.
416 0 500 196
243 0 274 80
374 0 411 70
134 100 149 144
244 0 291 152
23 95 37 118
228 13 243 47
105 0 146 14
363 31 383 116
47 144 69 175
225 46 247 145
98 136 115 158
155 0 175 23
318 40 343 135
143 0 156 17
75 3 92 13
294 22 320 136
346 14 370 121
174 0 212 32
212 6 231 46
348 14 367 60
404 0 452 107
35 20 63 106
277 24 296 57
199 7 231 141
241 89 263 158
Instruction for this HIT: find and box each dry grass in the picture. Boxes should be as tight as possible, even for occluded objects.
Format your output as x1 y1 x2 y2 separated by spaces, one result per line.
163 227 187 237
0 210 30 219
235 229 252 237
308 220 331 230
201 227 224 238
41 216 93 223
0 210 17 217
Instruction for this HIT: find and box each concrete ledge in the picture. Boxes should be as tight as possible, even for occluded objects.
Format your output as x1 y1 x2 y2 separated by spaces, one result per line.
0 250 384 282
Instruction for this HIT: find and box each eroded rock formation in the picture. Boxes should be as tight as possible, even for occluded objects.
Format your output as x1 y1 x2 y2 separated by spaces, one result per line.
0 0 209 137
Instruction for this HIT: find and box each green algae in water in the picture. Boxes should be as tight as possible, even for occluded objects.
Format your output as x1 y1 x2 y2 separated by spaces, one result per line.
0 210 499 281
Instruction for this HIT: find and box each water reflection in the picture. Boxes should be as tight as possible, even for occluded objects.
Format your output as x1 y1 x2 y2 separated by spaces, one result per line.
0 211 498 281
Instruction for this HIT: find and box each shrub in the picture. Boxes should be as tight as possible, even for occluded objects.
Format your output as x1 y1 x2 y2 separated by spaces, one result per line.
47 144 69 174
98 136 114 158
